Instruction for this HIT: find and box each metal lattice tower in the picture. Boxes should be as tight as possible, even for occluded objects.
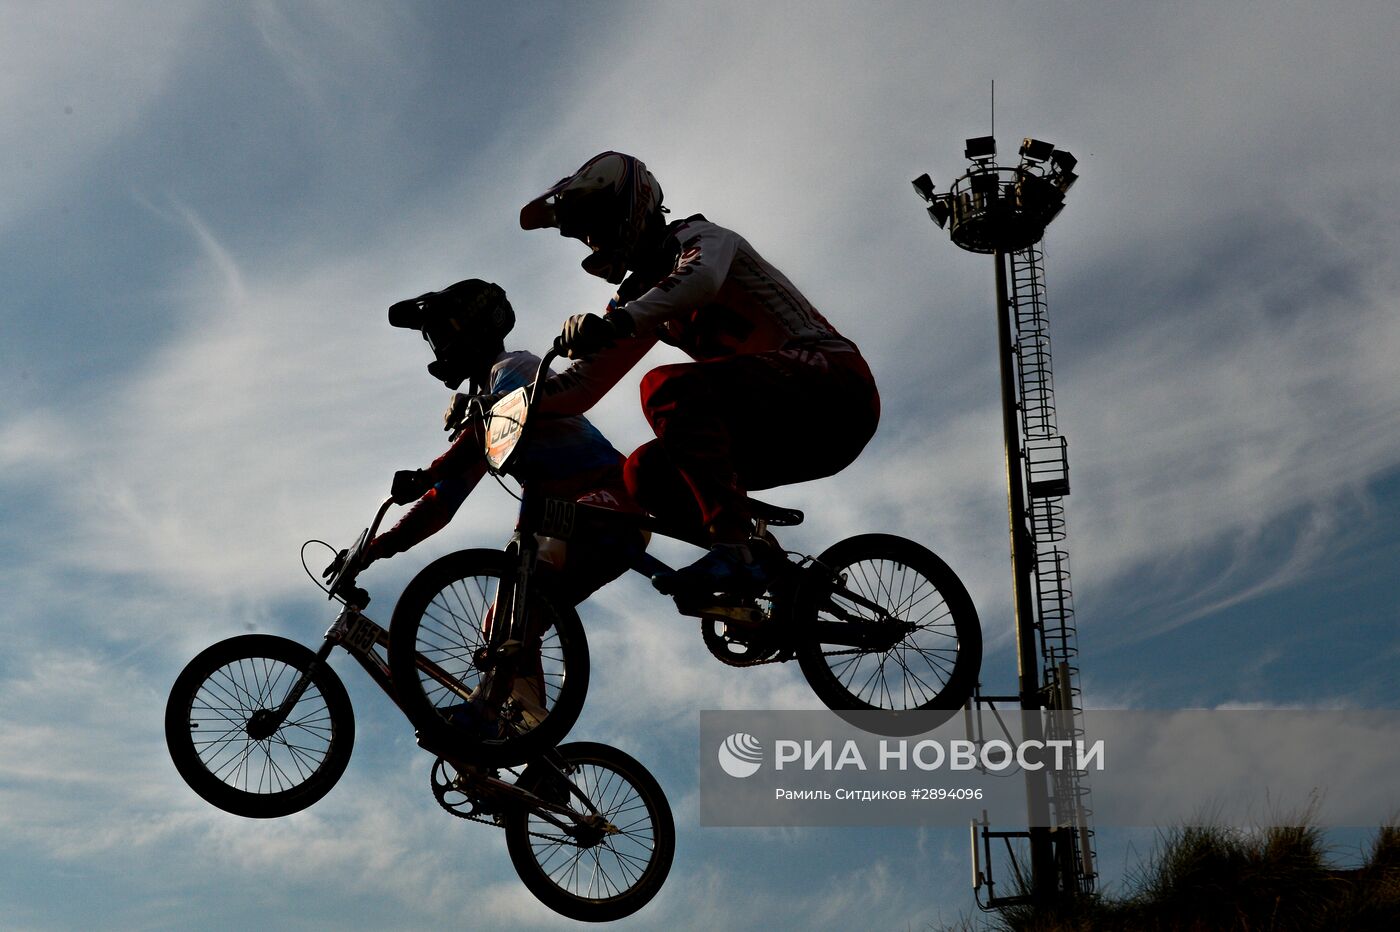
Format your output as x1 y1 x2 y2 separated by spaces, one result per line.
1011 242 1096 896
913 135 1096 906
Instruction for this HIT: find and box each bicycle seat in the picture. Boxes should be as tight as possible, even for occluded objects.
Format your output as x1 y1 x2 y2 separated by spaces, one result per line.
746 497 803 527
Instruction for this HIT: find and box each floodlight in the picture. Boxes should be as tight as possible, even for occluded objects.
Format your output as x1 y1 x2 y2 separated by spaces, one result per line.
964 135 997 161
1019 137 1054 163
1054 170 1079 193
970 171 999 196
927 199 950 229
1016 174 1056 211
911 173 935 202
1050 149 1078 173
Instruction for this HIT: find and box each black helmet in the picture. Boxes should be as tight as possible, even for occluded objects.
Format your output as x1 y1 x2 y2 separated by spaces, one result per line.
388 279 514 389
520 152 664 284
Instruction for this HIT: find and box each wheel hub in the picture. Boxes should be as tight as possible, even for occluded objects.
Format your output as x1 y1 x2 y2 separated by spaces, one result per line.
568 816 613 848
860 620 918 654
245 709 279 741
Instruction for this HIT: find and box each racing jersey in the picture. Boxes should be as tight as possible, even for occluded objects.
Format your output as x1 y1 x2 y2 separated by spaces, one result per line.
541 216 866 416
366 350 624 561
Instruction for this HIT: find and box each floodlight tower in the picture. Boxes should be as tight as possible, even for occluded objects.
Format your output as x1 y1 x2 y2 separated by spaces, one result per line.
913 136 1095 909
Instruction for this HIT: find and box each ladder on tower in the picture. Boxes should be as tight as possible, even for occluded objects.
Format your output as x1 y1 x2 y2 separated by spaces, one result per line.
1009 243 1097 896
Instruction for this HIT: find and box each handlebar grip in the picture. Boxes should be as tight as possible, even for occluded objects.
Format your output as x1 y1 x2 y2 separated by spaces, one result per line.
531 346 561 404
391 469 432 504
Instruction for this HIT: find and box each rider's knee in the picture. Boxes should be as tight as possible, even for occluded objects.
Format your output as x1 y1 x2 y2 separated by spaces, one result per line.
638 363 710 419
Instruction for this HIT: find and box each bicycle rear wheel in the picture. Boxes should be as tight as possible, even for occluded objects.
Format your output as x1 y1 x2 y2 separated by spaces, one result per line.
794 534 982 730
165 634 354 818
388 549 589 768
504 741 675 923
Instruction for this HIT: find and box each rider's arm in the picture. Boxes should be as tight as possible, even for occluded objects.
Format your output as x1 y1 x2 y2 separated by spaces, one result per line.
364 425 488 562
538 222 742 415
614 220 739 336
535 331 657 416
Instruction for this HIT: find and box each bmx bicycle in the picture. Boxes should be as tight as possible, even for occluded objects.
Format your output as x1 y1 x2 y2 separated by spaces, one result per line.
387 346 984 751
163 524 674 922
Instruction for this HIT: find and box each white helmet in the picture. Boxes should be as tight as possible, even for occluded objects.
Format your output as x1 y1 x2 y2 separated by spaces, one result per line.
520 151 664 283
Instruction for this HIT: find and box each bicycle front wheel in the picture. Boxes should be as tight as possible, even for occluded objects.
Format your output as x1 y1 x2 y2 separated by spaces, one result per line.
164 634 354 818
388 549 589 768
504 741 675 923
794 534 982 727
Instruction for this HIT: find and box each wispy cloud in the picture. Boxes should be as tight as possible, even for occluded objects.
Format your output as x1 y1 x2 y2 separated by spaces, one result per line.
0 3 207 232
6 2 1400 927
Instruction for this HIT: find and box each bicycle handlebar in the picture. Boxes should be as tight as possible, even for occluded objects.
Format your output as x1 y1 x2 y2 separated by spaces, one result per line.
330 346 562 601
365 494 396 543
321 494 396 602
531 345 561 407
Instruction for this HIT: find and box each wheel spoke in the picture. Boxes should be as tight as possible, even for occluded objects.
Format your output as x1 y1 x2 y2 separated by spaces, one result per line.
809 545 977 711
184 655 335 794
523 761 660 901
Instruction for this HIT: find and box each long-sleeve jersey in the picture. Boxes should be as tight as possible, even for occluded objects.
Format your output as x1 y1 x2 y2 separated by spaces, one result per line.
540 216 865 417
367 350 624 560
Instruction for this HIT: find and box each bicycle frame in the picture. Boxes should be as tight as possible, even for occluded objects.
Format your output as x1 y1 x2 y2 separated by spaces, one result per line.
476 349 907 653
513 489 906 649
269 497 605 827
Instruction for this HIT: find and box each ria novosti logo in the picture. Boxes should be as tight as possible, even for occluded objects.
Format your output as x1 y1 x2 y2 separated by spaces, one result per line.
717 733 764 778
716 734 1105 776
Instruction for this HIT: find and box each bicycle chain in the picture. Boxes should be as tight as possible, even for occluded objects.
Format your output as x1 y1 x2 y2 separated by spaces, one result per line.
699 618 872 668
462 806 615 848
732 645 867 667
441 805 600 847
431 760 602 847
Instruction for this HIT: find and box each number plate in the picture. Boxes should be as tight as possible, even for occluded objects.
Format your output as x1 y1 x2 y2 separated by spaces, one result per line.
485 387 529 471
343 614 382 655
541 499 577 538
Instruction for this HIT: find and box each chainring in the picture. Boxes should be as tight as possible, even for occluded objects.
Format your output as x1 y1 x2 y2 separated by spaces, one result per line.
700 617 783 666
430 756 500 821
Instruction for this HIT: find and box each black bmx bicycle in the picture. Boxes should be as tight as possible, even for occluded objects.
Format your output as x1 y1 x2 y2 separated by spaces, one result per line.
164 516 674 923
386 346 984 757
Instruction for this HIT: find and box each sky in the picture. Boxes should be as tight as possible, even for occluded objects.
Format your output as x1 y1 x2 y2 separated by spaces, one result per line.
3 0 1400 928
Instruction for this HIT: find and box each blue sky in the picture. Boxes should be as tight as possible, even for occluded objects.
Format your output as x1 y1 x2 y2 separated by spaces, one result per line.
3 1 1399 928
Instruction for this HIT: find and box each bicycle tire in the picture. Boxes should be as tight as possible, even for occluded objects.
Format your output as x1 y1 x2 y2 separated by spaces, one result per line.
504 741 675 923
387 549 589 768
794 534 982 731
164 634 354 819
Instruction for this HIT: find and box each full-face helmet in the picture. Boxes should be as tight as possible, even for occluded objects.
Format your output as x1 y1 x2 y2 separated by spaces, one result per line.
520 151 664 284
388 279 514 389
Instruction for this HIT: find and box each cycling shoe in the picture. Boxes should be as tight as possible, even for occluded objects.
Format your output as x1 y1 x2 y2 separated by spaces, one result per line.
652 542 770 598
441 697 506 742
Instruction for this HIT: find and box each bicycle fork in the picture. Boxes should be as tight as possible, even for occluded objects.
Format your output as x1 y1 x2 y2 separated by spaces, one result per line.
245 607 359 739
472 537 538 711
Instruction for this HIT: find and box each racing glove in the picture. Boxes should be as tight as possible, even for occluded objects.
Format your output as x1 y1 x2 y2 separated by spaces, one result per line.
443 392 476 440
554 310 634 359
322 548 351 582
321 549 370 605
391 468 433 505
444 391 498 441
